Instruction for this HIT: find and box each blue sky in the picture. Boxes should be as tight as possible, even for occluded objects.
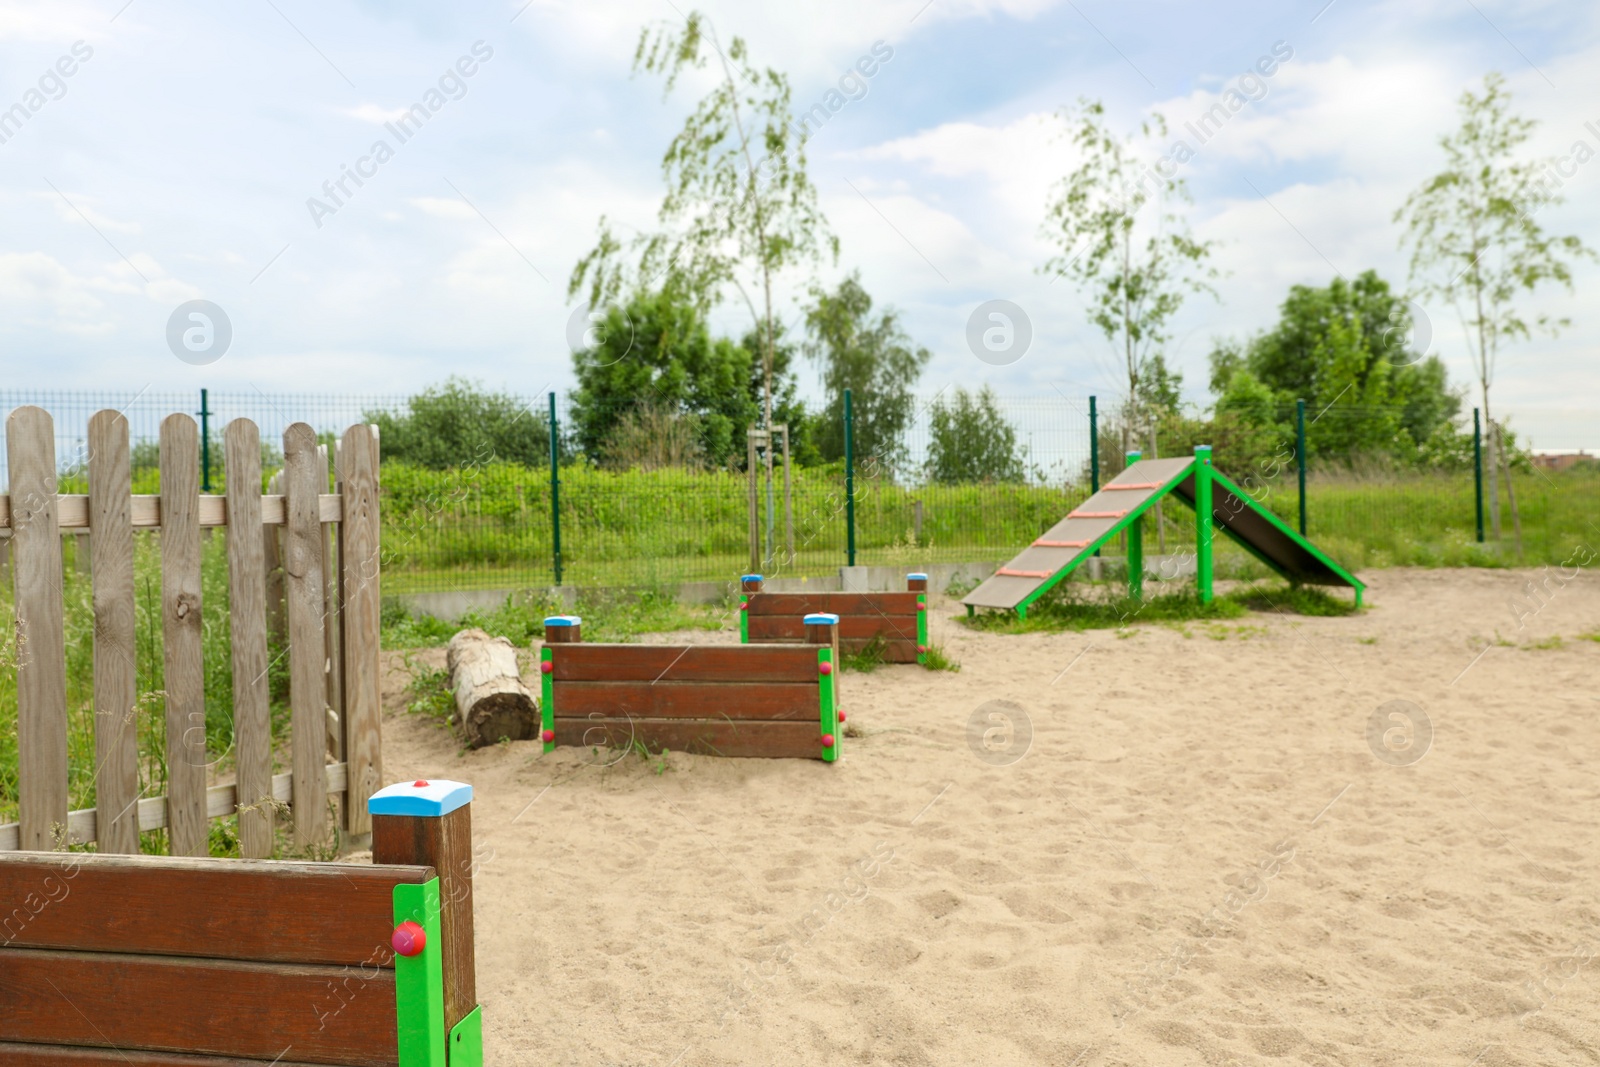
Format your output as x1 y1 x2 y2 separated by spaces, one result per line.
3 0 1597 448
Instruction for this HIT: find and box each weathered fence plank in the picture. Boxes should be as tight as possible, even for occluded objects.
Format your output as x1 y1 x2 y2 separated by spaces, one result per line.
225 418 274 860
318 443 344 764
339 423 382 835
6 406 69 850
159 414 207 857
283 423 328 849
263 469 287 650
87 410 139 855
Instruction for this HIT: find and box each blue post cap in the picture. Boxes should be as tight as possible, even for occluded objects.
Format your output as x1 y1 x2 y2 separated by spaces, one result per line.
1125 450 1142 462
370 779 472 817
543 615 582 627
1194 444 1212 453
906 572 928 580
804 612 841 625
741 574 763 582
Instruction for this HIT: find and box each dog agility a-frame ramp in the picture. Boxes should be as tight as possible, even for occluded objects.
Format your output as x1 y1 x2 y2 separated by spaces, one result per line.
962 446 1365 617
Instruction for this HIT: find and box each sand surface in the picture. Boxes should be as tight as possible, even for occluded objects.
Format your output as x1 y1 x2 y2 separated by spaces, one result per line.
375 568 1600 1066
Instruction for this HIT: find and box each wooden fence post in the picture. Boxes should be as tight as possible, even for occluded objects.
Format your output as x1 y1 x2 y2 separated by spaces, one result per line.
318 443 344 765
371 779 480 1051
8 406 69 850
160 414 208 856
225 418 274 859
88 410 139 854
339 423 383 837
263 470 287 650
539 616 581 753
284 423 329 850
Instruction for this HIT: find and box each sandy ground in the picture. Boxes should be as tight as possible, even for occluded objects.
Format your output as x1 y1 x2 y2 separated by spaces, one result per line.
376 568 1600 1067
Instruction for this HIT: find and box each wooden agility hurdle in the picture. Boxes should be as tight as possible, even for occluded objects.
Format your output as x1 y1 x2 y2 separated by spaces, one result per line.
537 614 845 761
0 778 483 1067
738 572 930 665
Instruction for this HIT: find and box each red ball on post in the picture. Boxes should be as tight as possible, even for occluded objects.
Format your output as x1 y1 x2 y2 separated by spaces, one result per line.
541 728 555 743
540 661 553 674
838 710 847 723
820 733 835 748
391 920 427 957
819 662 833 675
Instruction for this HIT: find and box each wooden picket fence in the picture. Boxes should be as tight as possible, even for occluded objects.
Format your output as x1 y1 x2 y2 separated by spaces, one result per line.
0 406 382 857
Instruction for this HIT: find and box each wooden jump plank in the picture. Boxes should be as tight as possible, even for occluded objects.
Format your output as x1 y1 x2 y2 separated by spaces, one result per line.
0 762 350 852
0 949 396 1066
553 681 820 721
283 423 329 851
87 411 139 856
745 592 919 617
7 407 69 852
160 415 207 858
337 424 382 836
0 852 429 966
738 634 920 662
552 717 826 759
0 1043 338 1066
747 615 917 642
551 644 818 683
0 493 343 529
223 420 273 860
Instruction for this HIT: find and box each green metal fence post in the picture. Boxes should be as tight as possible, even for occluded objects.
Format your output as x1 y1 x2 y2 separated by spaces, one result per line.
1194 444 1214 603
1090 395 1100 558
198 388 212 492
1473 407 1485 543
548 392 562 585
1125 450 1142 600
1295 398 1306 536
844 387 856 568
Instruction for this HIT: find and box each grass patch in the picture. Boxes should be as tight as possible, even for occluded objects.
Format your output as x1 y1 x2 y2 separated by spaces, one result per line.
1579 630 1600 644
381 587 726 649
841 635 888 673
962 580 1358 635
1523 635 1565 651
403 656 456 723
921 644 960 672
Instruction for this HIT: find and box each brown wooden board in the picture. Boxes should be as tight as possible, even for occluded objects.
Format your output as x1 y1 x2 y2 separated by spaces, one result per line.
7 407 69 851
337 424 383 836
747 615 918 641
551 644 818 683
745 592 919 616
283 424 329 850
552 717 827 759
0 1044 340 1067
371 804 475 1033
553 681 819 721
160 415 207 857
0 853 430 967
87 411 139 855
0 949 396 1066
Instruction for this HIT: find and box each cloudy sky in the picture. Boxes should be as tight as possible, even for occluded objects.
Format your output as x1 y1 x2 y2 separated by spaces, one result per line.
2 0 1596 448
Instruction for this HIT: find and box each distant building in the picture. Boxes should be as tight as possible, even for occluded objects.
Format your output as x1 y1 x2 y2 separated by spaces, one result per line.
1531 450 1596 472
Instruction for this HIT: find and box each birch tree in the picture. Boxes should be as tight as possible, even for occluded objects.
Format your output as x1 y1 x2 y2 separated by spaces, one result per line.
1395 72 1594 539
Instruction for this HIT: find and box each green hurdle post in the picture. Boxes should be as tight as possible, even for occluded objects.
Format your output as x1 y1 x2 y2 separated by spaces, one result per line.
370 779 482 1067
541 615 581 752
806 613 841 762
907 572 929 665
739 574 762 643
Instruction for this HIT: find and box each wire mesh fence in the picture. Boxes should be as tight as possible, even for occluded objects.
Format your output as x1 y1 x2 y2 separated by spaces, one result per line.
2 390 1595 597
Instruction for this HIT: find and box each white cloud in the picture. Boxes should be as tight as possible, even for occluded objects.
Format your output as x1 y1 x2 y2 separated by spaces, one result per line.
343 104 412 125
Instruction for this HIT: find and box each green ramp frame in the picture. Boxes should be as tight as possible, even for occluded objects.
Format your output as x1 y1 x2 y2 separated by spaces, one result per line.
970 445 1364 618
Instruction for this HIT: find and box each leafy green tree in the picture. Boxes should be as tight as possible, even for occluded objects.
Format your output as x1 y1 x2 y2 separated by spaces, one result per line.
804 273 931 472
568 11 836 538
926 386 1025 484
569 291 755 466
1395 71 1595 538
1040 98 1217 452
366 379 544 469
1209 270 1462 460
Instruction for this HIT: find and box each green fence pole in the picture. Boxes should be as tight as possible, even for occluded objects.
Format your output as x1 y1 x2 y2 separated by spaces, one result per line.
1090 395 1099 557
1295 398 1306 535
1194 444 1213 603
1473 407 1485 543
844 388 856 568
549 392 562 585
1125 450 1142 600
198 388 212 492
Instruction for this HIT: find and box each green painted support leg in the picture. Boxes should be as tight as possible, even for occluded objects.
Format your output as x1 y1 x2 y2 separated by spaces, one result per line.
539 646 555 753
393 880 446 1067
916 592 928 665
818 646 839 762
1127 512 1143 601
1194 445 1214 604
